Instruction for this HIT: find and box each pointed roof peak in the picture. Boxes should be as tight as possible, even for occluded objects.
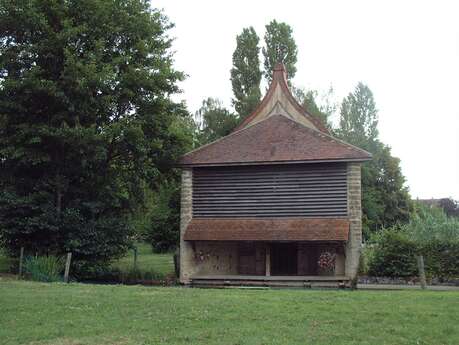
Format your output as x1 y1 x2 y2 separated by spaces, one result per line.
234 64 329 134
273 62 288 84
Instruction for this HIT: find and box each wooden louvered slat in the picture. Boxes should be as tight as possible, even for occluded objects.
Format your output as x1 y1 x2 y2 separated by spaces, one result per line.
192 163 348 218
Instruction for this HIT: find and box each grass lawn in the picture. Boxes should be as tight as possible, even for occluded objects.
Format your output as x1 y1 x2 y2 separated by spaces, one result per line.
1 280 458 345
111 242 175 277
0 248 15 273
0 243 175 278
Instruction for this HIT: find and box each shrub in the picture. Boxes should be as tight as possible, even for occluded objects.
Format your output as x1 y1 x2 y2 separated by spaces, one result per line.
23 255 64 282
421 240 459 280
367 229 418 277
145 181 180 253
366 204 459 279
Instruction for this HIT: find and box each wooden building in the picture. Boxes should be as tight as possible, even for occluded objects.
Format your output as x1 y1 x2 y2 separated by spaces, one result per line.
178 64 371 287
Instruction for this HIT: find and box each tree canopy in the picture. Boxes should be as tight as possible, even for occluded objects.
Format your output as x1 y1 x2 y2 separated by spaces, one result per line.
336 83 412 237
262 20 298 82
195 98 238 144
294 87 336 129
339 83 379 146
0 0 192 274
230 27 262 119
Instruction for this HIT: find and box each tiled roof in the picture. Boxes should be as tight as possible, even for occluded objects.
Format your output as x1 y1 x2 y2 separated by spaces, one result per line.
184 218 350 241
180 114 371 166
234 63 330 133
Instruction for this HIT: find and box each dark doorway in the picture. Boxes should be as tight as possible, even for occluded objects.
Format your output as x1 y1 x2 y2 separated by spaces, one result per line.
271 243 298 275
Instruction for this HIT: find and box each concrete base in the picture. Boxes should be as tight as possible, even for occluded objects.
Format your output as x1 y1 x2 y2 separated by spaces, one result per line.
191 274 351 288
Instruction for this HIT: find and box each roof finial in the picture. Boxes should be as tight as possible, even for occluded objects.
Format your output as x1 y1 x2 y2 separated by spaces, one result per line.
273 62 288 85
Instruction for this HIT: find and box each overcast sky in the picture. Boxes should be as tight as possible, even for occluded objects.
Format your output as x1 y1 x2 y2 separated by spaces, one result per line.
155 0 459 200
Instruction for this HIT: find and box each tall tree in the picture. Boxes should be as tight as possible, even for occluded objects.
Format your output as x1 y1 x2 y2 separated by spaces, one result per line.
0 1 192 274
337 83 412 237
262 20 298 82
230 27 262 119
339 83 379 147
195 98 238 144
294 87 336 129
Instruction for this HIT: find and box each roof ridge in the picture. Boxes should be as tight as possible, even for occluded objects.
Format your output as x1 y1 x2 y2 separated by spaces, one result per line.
233 65 330 134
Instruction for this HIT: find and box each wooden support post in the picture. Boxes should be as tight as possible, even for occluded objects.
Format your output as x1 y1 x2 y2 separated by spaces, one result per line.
265 244 271 277
417 255 427 289
133 246 138 271
64 252 72 283
18 247 24 278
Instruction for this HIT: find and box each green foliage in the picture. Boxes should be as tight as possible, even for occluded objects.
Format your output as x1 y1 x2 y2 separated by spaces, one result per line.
23 255 64 282
336 83 412 237
367 229 418 277
262 20 298 82
195 98 239 144
404 202 459 243
360 141 413 236
366 205 459 279
294 87 336 128
0 1 191 274
145 181 180 253
338 83 379 146
231 27 262 119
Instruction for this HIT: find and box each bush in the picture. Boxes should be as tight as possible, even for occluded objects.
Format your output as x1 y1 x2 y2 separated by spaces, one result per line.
145 180 180 253
367 229 418 277
421 240 459 280
366 231 459 279
23 256 64 282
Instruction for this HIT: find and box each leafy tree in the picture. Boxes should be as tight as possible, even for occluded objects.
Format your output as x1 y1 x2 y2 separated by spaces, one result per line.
144 180 180 253
336 83 412 237
0 1 191 275
339 83 379 146
230 27 262 119
294 87 336 128
195 98 238 144
262 20 298 82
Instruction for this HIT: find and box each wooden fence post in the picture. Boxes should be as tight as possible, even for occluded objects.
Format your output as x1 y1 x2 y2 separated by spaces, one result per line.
417 255 427 289
18 247 24 278
64 252 72 283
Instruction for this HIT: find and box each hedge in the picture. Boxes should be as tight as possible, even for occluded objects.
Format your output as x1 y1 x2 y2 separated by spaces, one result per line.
366 228 459 279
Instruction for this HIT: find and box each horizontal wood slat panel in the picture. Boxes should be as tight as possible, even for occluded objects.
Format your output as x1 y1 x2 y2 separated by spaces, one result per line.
193 163 348 218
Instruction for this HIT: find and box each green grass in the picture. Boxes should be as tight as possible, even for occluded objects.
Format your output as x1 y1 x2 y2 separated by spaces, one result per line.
0 243 174 278
112 242 175 277
0 248 15 273
0 280 458 345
